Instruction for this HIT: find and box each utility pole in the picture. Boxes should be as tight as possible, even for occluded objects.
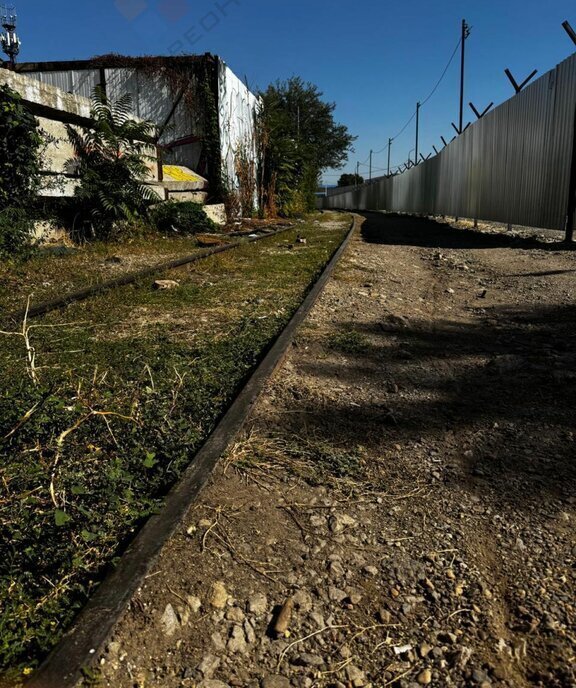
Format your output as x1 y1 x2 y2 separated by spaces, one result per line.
387 138 392 176
459 19 471 134
369 150 373 181
415 102 421 165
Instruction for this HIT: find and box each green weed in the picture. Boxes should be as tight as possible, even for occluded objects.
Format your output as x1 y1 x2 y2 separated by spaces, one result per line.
0 216 349 676
327 329 369 354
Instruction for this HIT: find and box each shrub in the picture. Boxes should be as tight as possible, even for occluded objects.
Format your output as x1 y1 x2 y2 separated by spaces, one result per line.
67 87 156 240
150 201 217 235
0 84 43 211
0 206 35 259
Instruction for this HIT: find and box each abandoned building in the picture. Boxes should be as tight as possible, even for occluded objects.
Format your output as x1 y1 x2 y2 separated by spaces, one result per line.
15 53 260 208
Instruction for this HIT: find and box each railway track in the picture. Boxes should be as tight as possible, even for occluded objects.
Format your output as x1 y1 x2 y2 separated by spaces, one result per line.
22 214 359 688
4 226 294 326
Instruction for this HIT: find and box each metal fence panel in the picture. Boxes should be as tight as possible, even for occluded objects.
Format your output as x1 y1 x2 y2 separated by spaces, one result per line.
323 53 576 231
27 69 100 99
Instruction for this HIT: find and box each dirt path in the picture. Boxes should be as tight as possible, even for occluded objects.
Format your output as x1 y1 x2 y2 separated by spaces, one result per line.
97 213 576 688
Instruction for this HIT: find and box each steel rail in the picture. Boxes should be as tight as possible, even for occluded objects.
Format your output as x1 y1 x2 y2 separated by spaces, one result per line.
25 214 360 688
4 226 294 325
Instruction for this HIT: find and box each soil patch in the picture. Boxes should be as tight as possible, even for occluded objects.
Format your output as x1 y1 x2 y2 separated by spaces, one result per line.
91 213 575 687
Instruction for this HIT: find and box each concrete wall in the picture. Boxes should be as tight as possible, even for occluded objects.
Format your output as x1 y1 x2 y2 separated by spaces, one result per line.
19 56 261 205
25 64 205 176
1 68 88 196
0 67 92 117
0 68 159 197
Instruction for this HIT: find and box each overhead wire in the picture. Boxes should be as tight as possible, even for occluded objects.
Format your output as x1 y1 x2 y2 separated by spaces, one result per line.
420 37 462 107
370 35 463 156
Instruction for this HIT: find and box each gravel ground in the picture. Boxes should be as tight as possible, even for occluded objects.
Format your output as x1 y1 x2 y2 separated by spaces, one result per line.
95 212 576 688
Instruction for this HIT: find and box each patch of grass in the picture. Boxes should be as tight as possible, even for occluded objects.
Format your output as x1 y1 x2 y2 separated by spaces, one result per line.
227 434 365 486
0 215 350 678
327 329 369 354
0 233 206 314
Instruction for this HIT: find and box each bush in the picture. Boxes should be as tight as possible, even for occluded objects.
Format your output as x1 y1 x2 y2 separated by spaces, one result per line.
67 87 156 240
150 201 217 235
282 189 309 218
0 207 35 259
0 85 43 211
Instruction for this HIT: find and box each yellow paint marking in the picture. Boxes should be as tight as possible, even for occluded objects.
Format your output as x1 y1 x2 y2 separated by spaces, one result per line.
163 165 203 182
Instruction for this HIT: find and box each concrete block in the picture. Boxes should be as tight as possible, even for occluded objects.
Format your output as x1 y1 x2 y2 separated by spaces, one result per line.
167 191 208 204
204 204 227 226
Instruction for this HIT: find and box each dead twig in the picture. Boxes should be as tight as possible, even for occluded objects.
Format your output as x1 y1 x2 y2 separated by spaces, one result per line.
204 522 280 582
168 586 192 608
317 656 354 676
1 386 54 442
0 296 38 384
201 510 222 553
444 608 474 621
0 294 87 386
279 505 309 540
49 408 136 508
382 667 414 686
277 625 349 668
341 622 400 653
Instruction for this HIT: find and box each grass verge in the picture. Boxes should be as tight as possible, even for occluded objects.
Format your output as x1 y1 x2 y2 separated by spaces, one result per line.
0 213 349 680
0 221 289 316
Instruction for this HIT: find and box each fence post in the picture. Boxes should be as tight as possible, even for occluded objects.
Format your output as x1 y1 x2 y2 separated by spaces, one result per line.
566 103 576 244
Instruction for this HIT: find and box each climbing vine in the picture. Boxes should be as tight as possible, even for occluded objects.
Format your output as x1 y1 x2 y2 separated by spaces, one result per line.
87 55 225 203
0 84 43 257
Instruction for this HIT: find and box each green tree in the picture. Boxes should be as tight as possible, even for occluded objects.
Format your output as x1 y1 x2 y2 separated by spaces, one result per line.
67 86 156 238
337 173 364 187
259 77 355 216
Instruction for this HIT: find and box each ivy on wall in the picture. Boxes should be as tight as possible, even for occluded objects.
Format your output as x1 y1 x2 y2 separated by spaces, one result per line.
87 54 224 202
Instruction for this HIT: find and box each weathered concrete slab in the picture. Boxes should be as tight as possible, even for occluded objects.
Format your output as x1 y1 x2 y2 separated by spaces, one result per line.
204 204 227 226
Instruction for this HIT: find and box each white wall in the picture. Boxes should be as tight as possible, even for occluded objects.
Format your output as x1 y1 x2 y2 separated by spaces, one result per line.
218 61 260 207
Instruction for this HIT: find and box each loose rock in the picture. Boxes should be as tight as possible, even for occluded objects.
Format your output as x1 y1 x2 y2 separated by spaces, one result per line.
417 668 432 685
153 279 180 290
248 593 268 616
160 603 179 637
273 597 294 637
211 581 229 609
261 677 290 688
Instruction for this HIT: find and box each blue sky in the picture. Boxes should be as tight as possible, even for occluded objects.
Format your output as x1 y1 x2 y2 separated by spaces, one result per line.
11 0 576 183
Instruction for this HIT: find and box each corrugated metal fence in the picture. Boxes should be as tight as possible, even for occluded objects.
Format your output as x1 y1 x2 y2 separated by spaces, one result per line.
322 52 576 233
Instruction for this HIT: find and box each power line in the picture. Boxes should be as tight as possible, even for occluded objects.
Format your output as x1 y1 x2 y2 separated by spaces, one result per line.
420 37 462 107
372 34 463 155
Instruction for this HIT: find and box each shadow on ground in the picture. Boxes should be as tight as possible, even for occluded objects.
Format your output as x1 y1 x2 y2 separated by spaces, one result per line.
359 211 569 251
274 213 576 510
288 302 576 510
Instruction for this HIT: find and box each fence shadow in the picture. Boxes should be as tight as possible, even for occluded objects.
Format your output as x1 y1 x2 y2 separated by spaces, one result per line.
359 212 566 251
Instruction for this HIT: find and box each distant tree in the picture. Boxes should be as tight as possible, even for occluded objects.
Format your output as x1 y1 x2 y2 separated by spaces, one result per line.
337 173 364 187
258 77 355 216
